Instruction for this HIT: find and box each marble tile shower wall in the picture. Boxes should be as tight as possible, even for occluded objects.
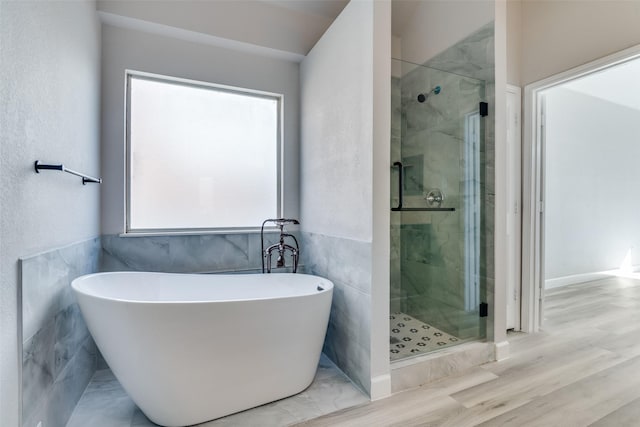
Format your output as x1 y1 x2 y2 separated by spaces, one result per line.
390 76 402 314
400 69 484 338
425 23 497 311
300 231 372 394
391 23 494 339
20 238 101 427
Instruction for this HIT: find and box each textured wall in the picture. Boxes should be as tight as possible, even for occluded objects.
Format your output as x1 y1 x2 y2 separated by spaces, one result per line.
0 2 101 425
101 23 300 234
299 2 373 242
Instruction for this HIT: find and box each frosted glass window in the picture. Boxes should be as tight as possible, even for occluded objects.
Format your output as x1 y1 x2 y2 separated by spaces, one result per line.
126 72 281 232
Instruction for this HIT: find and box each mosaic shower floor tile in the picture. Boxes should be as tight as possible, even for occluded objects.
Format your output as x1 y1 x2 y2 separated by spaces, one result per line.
390 312 461 361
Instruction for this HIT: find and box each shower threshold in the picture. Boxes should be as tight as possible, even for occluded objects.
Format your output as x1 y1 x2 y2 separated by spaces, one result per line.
389 312 464 361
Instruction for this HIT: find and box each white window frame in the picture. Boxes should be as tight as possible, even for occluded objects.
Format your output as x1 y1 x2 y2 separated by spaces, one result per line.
124 69 283 235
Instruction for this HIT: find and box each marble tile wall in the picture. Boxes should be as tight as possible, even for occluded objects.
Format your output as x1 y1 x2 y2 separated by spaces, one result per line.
21 231 305 427
390 341 494 392
390 75 402 314
20 237 101 427
101 232 298 274
300 231 372 394
391 22 494 341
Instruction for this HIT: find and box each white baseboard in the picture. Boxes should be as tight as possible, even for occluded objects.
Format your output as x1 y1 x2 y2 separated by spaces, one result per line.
494 340 510 361
545 265 640 289
369 373 391 400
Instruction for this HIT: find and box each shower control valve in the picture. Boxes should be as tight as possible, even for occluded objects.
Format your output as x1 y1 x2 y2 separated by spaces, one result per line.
425 189 444 206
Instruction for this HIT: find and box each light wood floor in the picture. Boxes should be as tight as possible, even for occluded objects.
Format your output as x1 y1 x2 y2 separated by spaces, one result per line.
297 276 640 427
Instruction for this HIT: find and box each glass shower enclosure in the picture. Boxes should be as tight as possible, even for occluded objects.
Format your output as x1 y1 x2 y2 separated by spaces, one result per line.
390 58 488 361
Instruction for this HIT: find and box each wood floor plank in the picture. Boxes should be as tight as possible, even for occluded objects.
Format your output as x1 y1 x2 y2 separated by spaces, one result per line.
297 277 640 427
451 346 620 408
476 356 640 427
296 394 465 427
589 395 640 427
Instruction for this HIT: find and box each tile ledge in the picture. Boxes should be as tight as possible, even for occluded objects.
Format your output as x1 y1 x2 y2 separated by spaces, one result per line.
390 341 492 370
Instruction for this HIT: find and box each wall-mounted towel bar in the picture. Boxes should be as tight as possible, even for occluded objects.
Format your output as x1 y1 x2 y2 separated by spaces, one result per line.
34 161 102 184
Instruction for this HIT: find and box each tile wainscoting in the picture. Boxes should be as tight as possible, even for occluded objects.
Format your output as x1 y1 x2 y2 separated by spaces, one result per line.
21 231 370 427
20 237 101 427
101 232 294 274
300 231 372 395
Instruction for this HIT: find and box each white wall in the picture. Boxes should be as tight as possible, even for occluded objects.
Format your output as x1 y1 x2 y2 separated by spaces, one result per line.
544 87 640 281
100 23 300 234
0 1 101 424
398 0 494 65
521 0 640 86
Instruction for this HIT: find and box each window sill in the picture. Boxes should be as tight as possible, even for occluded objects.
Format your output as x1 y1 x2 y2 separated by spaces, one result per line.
119 227 284 238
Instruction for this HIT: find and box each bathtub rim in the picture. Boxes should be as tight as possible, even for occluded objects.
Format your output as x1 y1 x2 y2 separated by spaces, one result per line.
71 271 334 305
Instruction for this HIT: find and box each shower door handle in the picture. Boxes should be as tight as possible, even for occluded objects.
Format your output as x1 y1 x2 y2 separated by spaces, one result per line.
393 161 403 210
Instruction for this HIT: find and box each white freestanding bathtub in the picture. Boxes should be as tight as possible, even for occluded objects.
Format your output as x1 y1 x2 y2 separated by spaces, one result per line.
71 272 334 427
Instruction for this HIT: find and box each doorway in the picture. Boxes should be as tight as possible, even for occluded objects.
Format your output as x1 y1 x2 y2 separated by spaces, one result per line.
522 45 640 332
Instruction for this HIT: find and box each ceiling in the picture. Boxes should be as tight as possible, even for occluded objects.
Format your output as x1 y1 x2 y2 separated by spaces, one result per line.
97 0 349 58
262 0 349 20
97 0 445 61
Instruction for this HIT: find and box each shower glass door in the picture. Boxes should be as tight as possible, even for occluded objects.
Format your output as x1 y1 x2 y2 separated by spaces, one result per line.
390 58 487 361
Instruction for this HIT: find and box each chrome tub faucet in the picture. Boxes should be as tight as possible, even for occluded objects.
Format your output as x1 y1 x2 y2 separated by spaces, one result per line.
261 218 300 273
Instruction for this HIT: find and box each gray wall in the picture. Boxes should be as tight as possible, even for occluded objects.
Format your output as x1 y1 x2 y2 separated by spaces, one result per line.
100 23 300 234
545 87 640 281
0 1 102 425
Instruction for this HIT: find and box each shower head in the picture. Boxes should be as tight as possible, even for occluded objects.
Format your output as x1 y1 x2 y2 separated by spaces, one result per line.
417 85 442 103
